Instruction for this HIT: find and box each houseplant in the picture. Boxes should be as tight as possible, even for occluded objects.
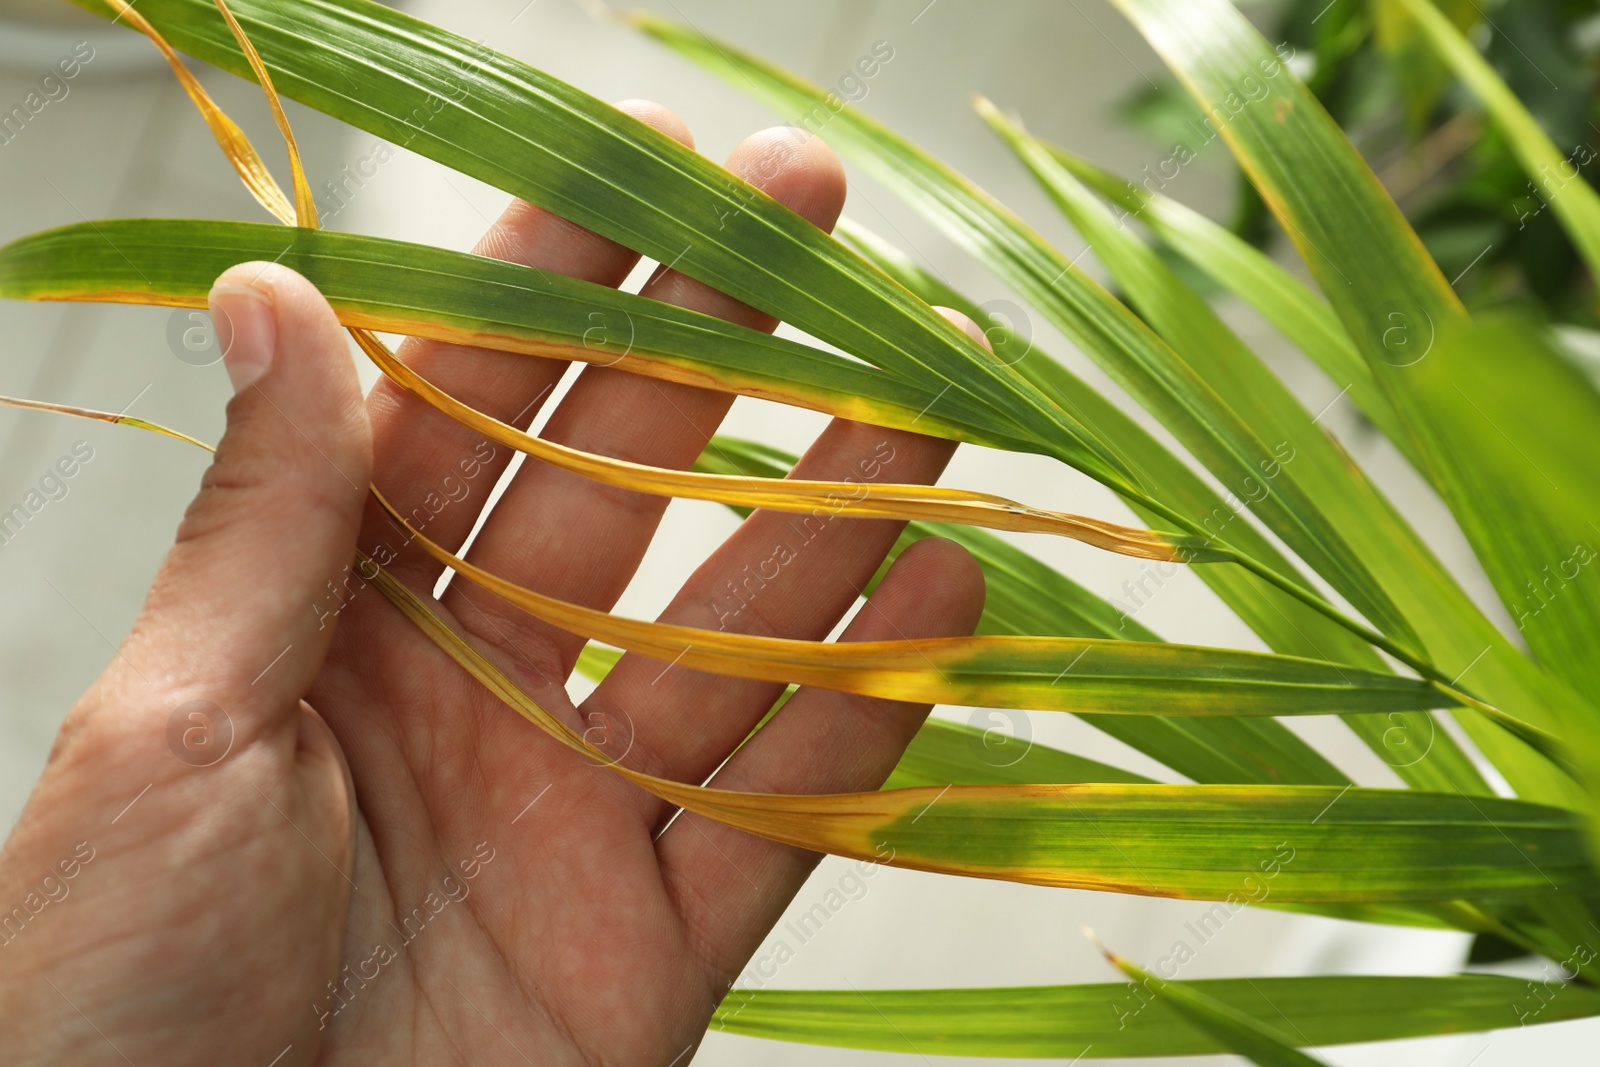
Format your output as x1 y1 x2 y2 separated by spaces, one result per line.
3 0 1599 1060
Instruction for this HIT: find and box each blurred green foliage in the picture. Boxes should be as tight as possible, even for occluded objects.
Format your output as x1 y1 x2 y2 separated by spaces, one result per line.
1122 0 1600 322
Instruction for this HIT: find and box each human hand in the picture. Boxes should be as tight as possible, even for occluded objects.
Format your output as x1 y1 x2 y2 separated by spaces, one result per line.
0 102 985 1066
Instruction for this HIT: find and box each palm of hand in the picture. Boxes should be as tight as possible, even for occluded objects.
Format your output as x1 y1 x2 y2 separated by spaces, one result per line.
0 104 982 1067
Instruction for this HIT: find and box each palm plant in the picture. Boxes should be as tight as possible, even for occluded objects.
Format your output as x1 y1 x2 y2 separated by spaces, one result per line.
4 0 1600 1061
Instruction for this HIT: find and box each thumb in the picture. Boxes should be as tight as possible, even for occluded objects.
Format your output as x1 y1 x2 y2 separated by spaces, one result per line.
125 262 372 730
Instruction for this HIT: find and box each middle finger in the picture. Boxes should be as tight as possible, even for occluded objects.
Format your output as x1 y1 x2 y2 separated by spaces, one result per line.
361 100 691 589
439 127 847 679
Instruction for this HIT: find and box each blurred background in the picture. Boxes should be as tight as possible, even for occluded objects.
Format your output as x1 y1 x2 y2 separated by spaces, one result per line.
0 0 1596 1063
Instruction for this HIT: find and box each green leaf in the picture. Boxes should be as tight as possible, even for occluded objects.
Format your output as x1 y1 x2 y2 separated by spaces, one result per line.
1108 0 1600 962
87 0 1494 698
68 0 1132 489
663 780 1598 905
0 217 1026 453
888 585 1339 781
836 220 1374 663
1367 2 1600 710
835 223 1485 796
30 214 1211 565
974 107 1504 797
699 434 1349 788
1036 147 1411 462
1105 0 1593 816
1107 0 1464 374
427 525 1474 718
1408 316 1600 737
92 0 1440 688
885 717 1151 789
1098 946 1328 1066
697 434 1156 643
881 785 1594 902
710 974 1600 1057
377 528 1596 919
631 10 1429 669
577 627 1157 789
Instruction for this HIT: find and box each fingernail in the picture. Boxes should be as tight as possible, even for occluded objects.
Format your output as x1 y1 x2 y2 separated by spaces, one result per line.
208 282 277 394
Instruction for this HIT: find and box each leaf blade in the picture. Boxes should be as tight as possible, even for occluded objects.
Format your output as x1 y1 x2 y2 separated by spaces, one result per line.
836 221 1488 797
373 482 1462 721
708 974 1600 1058
1098 947 1328 1067
631 9 1429 666
703 433 1347 788
69 0 1132 485
1105 0 1594 814
1039 145 1413 466
0 217 1027 453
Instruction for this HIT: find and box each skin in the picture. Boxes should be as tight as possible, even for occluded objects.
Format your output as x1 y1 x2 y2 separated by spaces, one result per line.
0 103 985 1066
